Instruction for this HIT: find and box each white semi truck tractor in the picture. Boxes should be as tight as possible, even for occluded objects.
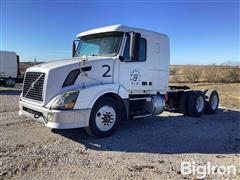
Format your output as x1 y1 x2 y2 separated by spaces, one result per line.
19 25 219 137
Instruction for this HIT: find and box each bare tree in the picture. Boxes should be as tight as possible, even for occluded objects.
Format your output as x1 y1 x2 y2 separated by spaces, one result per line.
184 66 202 83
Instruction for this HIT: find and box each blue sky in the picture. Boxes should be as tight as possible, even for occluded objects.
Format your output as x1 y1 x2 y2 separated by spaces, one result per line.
0 0 239 64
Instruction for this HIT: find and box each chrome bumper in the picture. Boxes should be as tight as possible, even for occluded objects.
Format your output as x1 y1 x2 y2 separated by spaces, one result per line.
19 100 91 129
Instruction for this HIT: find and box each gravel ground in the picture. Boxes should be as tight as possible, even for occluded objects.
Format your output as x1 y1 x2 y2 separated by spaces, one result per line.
0 86 239 180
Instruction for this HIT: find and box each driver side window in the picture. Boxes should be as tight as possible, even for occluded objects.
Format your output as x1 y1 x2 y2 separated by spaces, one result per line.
123 35 147 61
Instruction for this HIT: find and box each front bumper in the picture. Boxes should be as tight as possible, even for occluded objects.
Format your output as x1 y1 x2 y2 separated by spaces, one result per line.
19 100 91 129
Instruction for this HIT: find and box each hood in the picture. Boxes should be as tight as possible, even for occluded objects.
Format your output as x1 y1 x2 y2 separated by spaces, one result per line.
29 57 104 72
25 57 115 105
35 58 80 70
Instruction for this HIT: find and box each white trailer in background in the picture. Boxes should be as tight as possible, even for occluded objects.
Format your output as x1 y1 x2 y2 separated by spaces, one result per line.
19 25 220 137
0 51 19 87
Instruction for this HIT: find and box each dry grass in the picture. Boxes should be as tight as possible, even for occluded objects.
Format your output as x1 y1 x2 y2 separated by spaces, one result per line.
170 65 240 83
186 83 240 110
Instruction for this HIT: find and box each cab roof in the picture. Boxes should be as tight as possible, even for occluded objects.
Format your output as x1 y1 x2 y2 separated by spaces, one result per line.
76 24 168 38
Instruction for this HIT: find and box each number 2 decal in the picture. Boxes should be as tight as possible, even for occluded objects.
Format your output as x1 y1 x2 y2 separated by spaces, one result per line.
102 65 111 77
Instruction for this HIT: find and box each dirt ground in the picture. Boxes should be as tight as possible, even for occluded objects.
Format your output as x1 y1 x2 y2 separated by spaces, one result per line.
0 85 239 180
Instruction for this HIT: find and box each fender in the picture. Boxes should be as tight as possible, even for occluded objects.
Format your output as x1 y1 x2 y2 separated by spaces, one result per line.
74 83 129 109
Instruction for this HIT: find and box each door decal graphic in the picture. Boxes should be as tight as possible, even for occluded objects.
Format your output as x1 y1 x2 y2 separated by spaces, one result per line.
130 69 141 86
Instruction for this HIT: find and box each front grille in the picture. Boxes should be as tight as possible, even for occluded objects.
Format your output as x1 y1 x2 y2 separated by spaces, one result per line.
23 72 45 101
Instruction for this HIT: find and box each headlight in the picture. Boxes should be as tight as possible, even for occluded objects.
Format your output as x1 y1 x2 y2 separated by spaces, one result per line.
51 90 79 110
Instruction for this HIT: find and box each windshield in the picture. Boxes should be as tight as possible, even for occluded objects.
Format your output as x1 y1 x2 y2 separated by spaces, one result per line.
75 32 123 57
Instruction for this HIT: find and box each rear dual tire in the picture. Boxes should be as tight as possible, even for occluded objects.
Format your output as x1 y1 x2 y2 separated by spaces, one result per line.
187 91 205 117
179 91 190 116
180 91 206 117
180 90 219 117
204 90 219 114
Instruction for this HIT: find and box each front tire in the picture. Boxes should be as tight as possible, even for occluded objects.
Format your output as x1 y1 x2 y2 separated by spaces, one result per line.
85 97 120 137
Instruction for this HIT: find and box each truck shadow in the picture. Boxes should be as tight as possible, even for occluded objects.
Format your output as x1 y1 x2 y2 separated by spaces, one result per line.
52 108 240 154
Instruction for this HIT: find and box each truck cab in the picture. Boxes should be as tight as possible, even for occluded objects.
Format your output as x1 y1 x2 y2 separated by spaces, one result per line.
19 25 219 137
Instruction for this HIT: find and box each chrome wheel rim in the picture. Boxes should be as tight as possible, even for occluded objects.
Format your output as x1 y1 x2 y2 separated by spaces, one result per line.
95 105 116 131
196 96 205 113
211 95 218 110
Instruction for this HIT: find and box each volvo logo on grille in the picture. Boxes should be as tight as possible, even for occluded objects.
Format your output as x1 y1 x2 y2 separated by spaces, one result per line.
30 82 36 89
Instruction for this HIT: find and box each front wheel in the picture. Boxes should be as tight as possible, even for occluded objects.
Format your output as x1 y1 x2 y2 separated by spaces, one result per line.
85 97 120 137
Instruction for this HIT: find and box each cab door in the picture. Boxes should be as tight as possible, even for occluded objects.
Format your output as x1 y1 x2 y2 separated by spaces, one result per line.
119 34 153 92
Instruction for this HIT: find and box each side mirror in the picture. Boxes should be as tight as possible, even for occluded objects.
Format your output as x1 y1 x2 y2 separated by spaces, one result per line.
119 55 124 62
130 32 141 60
72 40 80 57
